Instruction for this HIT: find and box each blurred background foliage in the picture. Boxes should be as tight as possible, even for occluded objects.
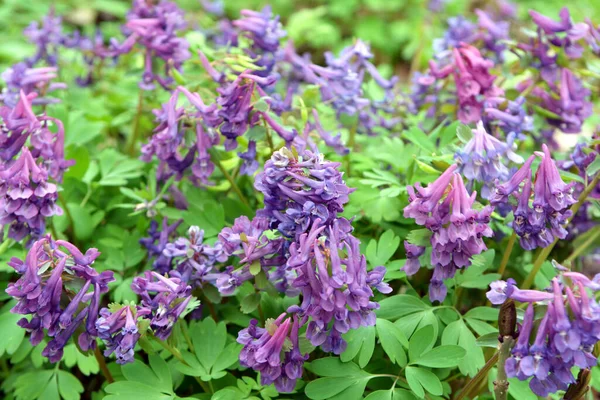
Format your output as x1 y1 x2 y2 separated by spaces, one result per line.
1 0 599 78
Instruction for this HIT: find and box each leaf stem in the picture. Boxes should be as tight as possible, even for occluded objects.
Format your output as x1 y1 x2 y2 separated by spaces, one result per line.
523 173 600 289
454 352 499 400
210 151 250 207
128 88 145 156
494 337 515 400
563 228 600 265
94 347 115 383
498 232 517 279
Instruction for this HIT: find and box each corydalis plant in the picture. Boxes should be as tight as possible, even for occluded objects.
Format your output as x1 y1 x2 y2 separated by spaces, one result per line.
109 0 190 90
488 268 600 396
404 165 493 302
5 237 114 362
490 144 577 250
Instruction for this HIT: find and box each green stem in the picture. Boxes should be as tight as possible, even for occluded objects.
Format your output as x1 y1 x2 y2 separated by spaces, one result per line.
0 238 14 255
154 336 213 393
455 352 499 400
128 89 145 156
498 232 517 279
94 347 115 383
564 228 600 265
493 337 515 400
211 152 250 207
181 321 194 353
523 173 600 289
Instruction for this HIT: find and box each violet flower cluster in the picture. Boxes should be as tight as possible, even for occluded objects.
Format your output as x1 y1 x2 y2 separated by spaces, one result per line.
403 164 494 302
490 144 577 250
109 0 190 90
487 270 600 396
5 237 114 362
429 43 503 123
96 270 196 364
0 91 72 241
455 121 524 199
1 63 66 108
284 40 400 136
233 6 286 78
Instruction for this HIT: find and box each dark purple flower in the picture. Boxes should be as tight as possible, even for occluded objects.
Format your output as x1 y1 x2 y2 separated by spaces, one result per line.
110 0 190 90
238 141 260 176
433 16 477 54
96 305 145 364
131 271 196 340
402 241 425 276
5 236 113 362
140 217 183 273
484 96 533 140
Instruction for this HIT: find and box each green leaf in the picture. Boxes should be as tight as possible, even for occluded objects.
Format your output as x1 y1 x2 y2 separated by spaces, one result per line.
57 371 84 400
587 157 600 176
476 332 501 348
104 381 173 400
240 293 261 314
405 366 443 397
405 229 432 247
14 370 55 400
0 307 26 356
364 390 392 400
97 149 144 186
366 229 400 267
393 389 419 400
62 344 100 376
402 127 435 154
464 307 499 321
376 295 430 321
306 359 373 400
376 319 408 366
456 124 473 143
507 378 538 400
192 318 227 371
341 325 376 368
442 320 485 377
412 345 466 368
408 325 436 362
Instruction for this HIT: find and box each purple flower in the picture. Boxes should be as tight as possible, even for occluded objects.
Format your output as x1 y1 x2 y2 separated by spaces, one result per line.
255 147 352 240
402 241 425 276
488 269 600 396
529 8 588 58
493 144 576 250
6 236 113 362
484 96 533 140
238 315 305 390
238 141 260 176
475 9 510 61
455 121 524 199
110 0 190 90
1 91 73 180
233 6 286 77
140 217 183 273
131 271 196 340
531 68 592 134
0 148 61 241
1 63 66 107
23 10 64 66
96 305 145 364
433 16 476 54
405 169 494 302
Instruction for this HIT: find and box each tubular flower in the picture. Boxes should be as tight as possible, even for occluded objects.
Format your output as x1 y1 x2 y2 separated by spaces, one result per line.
1 91 73 180
429 44 502 123
254 147 352 240
139 217 183 273
405 166 494 302
131 271 195 340
455 121 524 199
5 237 113 362
96 305 148 364
488 268 600 396
0 148 61 241
1 63 66 107
23 10 64 66
233 6 286 77
490 144 576 250
109 0 190 90
238 314 307 392
483 96 533 139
